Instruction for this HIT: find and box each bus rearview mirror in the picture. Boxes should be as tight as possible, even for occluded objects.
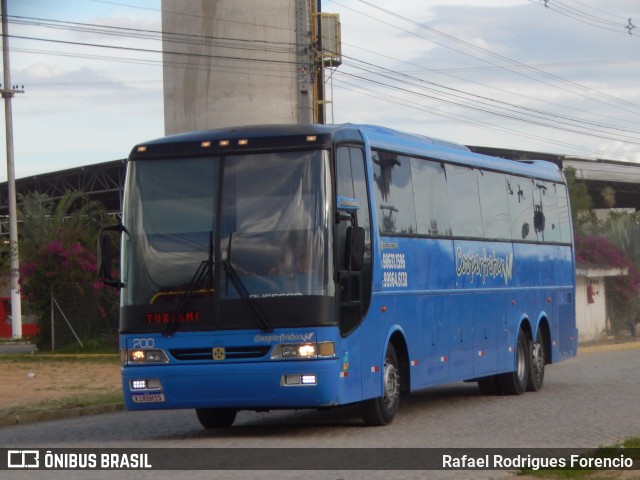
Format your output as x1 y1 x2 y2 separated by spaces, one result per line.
98 223 125 288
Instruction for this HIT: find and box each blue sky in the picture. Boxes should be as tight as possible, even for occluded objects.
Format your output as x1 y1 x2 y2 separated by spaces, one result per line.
2 0 640 181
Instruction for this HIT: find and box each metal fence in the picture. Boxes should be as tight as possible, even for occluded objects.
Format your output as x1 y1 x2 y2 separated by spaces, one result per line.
45 285 119 351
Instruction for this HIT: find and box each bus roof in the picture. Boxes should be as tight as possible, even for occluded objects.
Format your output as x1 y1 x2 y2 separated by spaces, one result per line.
130 123 564 183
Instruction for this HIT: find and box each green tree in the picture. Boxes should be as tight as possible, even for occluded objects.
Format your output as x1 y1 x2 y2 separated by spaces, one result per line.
18 191 105 258
606 211 640 267
563 166 597 234
601 186 616 209
604 211 640 334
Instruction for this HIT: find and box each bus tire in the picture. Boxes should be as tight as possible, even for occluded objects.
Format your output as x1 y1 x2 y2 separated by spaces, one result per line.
527 329 545 392
361 344 400 426
195 408 237 428
498 328 529 395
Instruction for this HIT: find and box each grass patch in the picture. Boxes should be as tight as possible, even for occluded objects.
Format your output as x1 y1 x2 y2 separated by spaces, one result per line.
51 337 118 354
1 392 123 416
519 438 640 478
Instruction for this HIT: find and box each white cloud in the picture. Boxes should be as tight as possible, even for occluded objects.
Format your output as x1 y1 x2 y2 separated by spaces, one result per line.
326 0 640 161
0 1 164 180
21 63 66 79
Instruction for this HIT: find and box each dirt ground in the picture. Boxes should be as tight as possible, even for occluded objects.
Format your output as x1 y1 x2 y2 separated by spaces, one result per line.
0 359 121 413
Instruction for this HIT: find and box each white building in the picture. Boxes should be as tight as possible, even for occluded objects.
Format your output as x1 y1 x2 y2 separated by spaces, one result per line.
575 264 628 342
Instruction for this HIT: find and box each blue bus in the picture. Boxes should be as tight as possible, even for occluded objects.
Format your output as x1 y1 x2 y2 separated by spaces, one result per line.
99 124 577 427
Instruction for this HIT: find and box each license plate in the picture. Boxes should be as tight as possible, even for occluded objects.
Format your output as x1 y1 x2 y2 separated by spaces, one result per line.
132 393 166 403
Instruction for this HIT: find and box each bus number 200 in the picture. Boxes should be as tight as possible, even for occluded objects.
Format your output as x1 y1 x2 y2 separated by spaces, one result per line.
133 338 155 349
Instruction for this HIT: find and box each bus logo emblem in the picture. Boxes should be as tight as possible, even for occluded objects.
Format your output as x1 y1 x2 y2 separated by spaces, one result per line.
212 347 226 361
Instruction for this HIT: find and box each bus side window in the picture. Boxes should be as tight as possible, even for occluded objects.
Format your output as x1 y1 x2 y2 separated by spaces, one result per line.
446 164 483 238
478 170 511 240
539 181 561 243
411 158 451 237
530 179 560 243
506 175 534 240
556 184 572 243
372 151 417 235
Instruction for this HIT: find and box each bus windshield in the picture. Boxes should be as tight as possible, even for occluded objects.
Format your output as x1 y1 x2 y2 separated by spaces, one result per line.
120 150 335 332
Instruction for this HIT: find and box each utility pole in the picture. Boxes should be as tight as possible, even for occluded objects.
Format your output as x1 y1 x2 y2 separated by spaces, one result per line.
296 0 314 125
1 0 24 338
314 0 325 124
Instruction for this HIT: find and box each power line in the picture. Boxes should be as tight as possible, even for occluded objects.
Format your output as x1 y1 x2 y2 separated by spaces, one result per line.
13 46 296 83
13 8 638 126
9 33 300 67
86 0 298 37
338 40 640 130
333 77 639 161
11 12 640 147
8 4 640 161
529 0 636 35
335 67 640 146
338 51 640 136
9 15 297 55
343 0 640 112
15 21 639 141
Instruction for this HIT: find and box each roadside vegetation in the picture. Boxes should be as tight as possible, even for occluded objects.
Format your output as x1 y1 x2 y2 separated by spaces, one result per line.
1 191 119 352
566 167 640 337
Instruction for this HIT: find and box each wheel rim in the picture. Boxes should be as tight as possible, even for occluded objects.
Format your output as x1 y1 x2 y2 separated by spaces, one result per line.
531 342 544 379
383 358 400 408
516 338 526 382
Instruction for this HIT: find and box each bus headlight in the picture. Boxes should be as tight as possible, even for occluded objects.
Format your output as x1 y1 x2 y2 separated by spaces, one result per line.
298 344 316 357
122 349 169 364
271 342 335 359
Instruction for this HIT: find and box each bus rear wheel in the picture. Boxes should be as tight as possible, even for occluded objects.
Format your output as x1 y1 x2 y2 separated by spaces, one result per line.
195 408 237 428
498 328 530 395
527 329 545 392
361 344 400 426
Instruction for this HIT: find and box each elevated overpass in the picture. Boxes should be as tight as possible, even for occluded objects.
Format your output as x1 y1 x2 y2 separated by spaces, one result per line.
0 159 125 234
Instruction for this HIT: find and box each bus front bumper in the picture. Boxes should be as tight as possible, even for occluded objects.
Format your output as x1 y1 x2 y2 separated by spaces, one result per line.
121 359 343 411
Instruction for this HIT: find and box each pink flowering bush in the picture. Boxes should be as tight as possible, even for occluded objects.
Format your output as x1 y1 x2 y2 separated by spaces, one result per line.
20 240 98 297
575 235 640 333
16 191 118 350
20 238 118 350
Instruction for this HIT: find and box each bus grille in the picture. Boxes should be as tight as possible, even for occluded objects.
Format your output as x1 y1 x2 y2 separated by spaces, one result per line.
169 346 271 361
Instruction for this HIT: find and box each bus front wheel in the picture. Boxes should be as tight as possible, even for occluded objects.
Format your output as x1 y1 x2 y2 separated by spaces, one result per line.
361 344 400 426
195 408 237 428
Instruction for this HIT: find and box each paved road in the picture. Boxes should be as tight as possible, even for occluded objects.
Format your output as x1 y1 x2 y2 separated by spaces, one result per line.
1 347 639 479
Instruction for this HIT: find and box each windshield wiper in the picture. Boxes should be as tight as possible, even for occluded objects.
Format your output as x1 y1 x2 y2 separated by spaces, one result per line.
164 231 214 337
223 233 273 333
